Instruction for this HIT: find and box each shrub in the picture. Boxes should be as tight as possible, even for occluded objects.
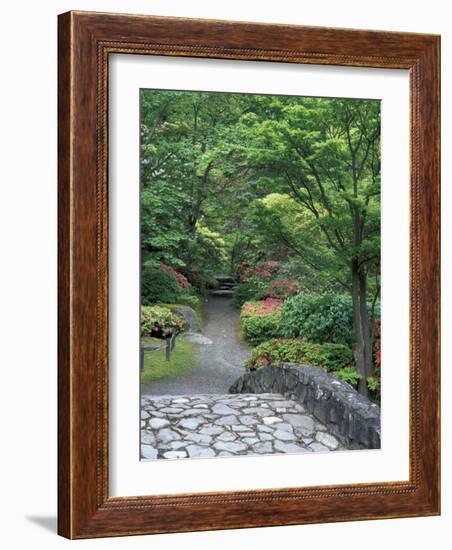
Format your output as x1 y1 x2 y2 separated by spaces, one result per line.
141 267 179 305
176 293 200 308
282 292 355 345
157 263 192 292
233 281 267 307
334 367 361 388
367 375 381 404
266 278 300 300
241 314 282 345
245 338 354 371
240 299 284 344
372 319 381 377
141 305 187 339
241 298 284 317
240 260 281 282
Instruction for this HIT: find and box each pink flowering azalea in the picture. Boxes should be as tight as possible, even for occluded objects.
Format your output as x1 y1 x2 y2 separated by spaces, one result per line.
157 263 192 292
241 297 284 318
267 278 300 299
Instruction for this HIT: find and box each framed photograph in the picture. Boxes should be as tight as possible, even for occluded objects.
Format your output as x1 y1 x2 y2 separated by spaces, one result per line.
58 11 440 538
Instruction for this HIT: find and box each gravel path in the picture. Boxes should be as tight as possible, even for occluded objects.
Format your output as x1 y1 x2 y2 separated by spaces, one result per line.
141 295 251 396
141 393 345 460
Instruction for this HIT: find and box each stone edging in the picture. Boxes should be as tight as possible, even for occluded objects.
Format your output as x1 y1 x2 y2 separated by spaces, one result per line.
229 363 380 450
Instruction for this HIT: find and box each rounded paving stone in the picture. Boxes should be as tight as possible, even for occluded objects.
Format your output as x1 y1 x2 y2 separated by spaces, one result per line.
168 440 188 450
180 409 207 417
157 428 180 443
263 416 283 425
186 433 212 444
274 422 294 433
212 403 237 415
141 445 158 460
148 418 170 430
314 422 327 432
274 441 306 453
309 442 330 452
239 415 258 426
257 424 273 433
217 431 237 442
178 418 204 430
282 414 315 434
186 445 216 458
215 415 238 426
315 432 339 450
231 424 251 432
274 429 297 441
199 426 224 436
213 441 248 453
252 441 273 454
141 430 156 445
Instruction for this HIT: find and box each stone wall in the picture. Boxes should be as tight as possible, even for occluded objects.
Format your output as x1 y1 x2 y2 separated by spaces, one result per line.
229 363 380 450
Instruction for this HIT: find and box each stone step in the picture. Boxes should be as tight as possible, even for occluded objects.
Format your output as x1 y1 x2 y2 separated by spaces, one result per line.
214 275 237 284
210 289 235 297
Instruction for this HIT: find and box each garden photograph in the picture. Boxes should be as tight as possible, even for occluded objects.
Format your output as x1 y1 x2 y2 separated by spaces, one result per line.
139 88 382 461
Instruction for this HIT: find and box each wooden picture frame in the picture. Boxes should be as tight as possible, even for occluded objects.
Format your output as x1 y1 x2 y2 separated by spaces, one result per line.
58 10 440 539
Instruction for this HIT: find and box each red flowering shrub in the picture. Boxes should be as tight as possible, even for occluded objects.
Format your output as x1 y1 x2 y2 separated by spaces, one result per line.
266 278 300 299
157 263 192 292
241 298 284 318
240 260 281 282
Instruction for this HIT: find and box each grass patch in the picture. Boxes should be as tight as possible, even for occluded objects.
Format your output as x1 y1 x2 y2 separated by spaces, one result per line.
140 338 198 385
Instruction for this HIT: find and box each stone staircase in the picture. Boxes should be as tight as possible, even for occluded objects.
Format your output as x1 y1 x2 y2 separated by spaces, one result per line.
210 275 237 297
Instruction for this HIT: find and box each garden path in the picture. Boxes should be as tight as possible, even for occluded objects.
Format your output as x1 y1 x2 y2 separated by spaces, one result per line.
141 295 250 396
141 296 348 459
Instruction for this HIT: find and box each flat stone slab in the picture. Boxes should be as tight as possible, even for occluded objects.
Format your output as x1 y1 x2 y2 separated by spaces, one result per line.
141 393 346 460
179 332 213 345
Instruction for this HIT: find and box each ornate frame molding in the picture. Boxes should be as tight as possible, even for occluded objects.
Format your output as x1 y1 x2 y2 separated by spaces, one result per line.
58 11 440 538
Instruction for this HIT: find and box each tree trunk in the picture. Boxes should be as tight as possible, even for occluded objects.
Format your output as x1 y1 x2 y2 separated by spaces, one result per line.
351 260 373 397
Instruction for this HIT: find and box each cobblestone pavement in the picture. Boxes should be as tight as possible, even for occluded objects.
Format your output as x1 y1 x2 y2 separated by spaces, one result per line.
141 393 346 460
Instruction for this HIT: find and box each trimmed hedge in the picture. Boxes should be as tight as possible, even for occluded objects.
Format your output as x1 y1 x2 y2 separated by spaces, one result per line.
245 338 354 373
240 299 284 345
141 267 179 305
282 292 355 345
241 313 282 345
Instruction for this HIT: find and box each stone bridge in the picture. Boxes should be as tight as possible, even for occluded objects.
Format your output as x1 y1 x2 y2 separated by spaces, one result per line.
141 363 380 460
